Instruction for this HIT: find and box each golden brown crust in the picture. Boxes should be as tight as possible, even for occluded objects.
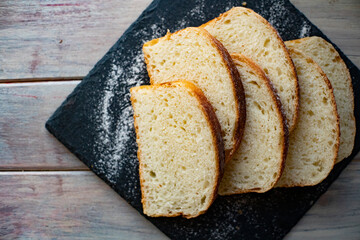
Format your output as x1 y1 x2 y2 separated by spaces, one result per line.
200 7 300 132
232 53 289 192
130 80 225 219
278 48 340 188
143 27 246 163
129 87 148 213
220 53 289 194
176 80 224 218
201 29 246 163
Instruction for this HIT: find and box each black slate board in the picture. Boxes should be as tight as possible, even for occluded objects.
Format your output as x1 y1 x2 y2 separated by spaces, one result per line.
46 0 360 239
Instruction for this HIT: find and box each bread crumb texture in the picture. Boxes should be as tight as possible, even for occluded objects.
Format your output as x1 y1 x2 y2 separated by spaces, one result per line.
276 49 339 187
131 81 221 218
203 7 299 131
286 37 355 163
143 27 241 157
219 54 287 194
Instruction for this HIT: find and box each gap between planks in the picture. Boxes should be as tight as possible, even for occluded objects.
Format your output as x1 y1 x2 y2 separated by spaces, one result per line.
0 76 84 84
0 170 91 176
0 168 90 172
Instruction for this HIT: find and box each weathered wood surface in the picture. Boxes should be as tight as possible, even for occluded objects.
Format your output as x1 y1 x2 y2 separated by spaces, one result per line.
0 162 358 240
0 171 168 240
0 0 152 80
0 0 359 80
0 81 87 170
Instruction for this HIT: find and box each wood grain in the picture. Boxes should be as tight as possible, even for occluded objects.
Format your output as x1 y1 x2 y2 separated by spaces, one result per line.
0 0 358 80
0 171 167 239
0 0 152 80
0 81 87 170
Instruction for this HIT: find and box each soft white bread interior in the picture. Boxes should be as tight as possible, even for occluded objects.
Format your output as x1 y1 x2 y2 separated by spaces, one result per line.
276 48 340 187
286 36 355 163
143 27 246 162
130 80 224 218
201 7 299 131
219 53 288 195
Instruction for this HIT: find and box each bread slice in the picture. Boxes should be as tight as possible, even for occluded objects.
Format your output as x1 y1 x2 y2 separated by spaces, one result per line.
130 80 224 218
219 53 288 195
143 27 246 162
276 48 340 187
286 36 356 163
201 7 299 132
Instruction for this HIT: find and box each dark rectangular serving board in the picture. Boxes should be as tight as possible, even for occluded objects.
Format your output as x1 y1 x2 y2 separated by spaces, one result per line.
45 0 360 239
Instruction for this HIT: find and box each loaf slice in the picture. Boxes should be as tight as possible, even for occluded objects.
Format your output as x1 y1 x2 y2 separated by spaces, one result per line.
130 80 224 218
286 36 356 163
143 27 246 162
219 53 288 195
276 48 340 187
201 7 299 132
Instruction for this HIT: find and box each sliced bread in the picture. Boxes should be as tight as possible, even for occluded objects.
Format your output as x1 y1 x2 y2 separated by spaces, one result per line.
219 53 288 195
201 7 299 131
276 48 340 187
130 80 224 218
143 27 246 162
286 36 356 163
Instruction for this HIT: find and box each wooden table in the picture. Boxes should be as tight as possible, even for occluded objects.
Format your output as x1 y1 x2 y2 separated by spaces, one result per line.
1 0 359 239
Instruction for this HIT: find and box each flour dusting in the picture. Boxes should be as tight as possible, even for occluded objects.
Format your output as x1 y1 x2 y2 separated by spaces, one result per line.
99 65 123 144
299 21 311 38
260 0 312 39
93 61 140 184
189 0 206 21
265 1 292 35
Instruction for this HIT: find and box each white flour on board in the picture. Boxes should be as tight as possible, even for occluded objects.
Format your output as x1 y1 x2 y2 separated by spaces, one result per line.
263 0 312 39
94 64 137 184
265 1 294 36
299 20 311 38
189 0 206 21
133 0 210 42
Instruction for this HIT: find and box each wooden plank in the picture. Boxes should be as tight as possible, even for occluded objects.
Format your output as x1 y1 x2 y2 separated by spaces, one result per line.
0 81 88 170
0 171 168 239
0 0 359 80
0 0 152 80
0 76 83 84
0 163 358 240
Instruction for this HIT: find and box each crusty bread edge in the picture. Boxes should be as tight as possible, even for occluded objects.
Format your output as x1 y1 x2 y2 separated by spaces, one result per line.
278 48 340 188
286 36 356 163
219 53 289 195
200 7 299 132
203 29 246 163
130 80 225 219
143 27 246 163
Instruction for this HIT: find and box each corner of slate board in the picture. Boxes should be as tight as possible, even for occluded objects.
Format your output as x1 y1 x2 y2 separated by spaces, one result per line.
46 0 360 239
